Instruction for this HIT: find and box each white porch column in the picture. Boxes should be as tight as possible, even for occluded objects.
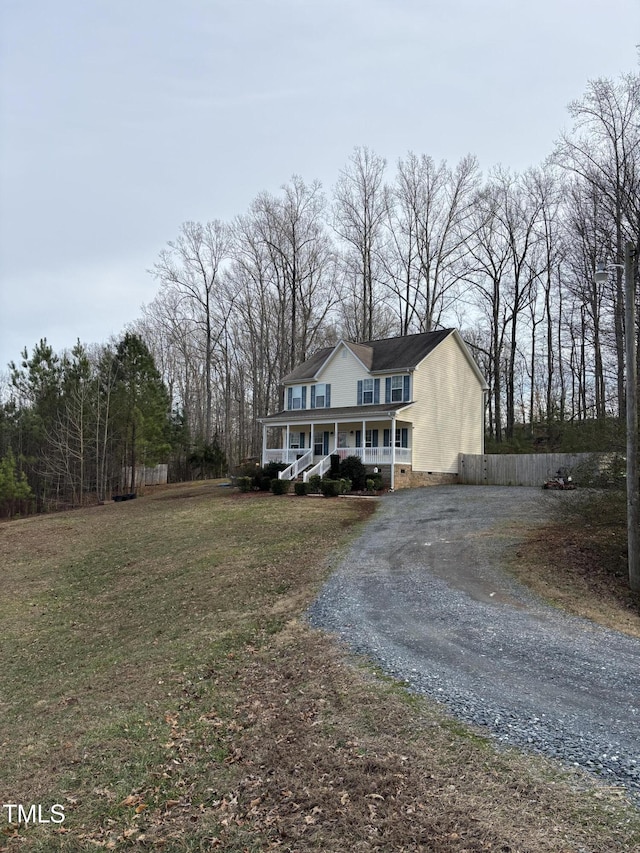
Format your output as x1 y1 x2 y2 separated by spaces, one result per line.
262 422 267 466
390 416 396 491
361 419 366 461
311 422 315 455
334 421 338 451
286 424 290 461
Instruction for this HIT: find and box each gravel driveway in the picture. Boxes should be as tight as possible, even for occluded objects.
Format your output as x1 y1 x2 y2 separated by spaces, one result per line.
307 486 640 801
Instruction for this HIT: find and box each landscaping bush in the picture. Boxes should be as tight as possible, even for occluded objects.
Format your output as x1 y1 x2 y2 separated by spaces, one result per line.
307 474 322 494
340 478 352 494
294 481 308 496
338 455 367 490
237 476 253 493
572 453 627 490
366 478 375 491
252 461 288 490
271 477 291 495
263 461 288 478
329 454 341 478
320 478 341 497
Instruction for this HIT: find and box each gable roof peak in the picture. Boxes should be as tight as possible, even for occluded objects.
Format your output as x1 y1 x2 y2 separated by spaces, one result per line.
281 328 455 383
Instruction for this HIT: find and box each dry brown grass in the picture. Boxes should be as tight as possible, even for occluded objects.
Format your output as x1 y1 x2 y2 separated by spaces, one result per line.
506 492 640 638
0 482 638 852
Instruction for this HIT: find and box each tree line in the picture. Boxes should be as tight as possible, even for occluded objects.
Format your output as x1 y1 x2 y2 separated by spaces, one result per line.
1 71 638 510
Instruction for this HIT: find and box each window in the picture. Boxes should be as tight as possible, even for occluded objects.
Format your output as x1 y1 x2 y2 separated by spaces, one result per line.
365 429 379 448
287 385 306 410
289 432 305 449
395 428 408 448
311 383 331 408
383 428 408 448
357 378 380 405
385 375 410 403
391 375 404 402
291 386 303 409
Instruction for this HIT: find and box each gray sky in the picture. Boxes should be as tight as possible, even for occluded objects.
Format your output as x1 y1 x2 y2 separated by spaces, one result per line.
1 0 639 373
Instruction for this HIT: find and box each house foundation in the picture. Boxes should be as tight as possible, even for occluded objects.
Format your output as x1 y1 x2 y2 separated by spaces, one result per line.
367 464 458 490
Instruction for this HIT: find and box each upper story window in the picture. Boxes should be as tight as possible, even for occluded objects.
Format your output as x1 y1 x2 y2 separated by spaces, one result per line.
357 378 380 405
385 374 411 403
311 383 331 408
287 385 306 410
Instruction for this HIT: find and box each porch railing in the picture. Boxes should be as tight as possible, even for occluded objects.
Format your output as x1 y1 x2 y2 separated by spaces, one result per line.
264 449 298 465
266 446 412 472
278 449 313 481
336 447 412 465
303 455 332 482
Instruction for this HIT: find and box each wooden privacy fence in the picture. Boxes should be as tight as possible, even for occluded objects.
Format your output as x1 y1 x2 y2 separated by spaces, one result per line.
458 452 604 486
121 464 168 488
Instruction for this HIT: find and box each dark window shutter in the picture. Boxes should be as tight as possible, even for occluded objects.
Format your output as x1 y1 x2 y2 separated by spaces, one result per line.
401 428 408 447
357 380 363 406
310 386 316 408
301 386 307 409
300 432 305 449
287 387 293 410
325 384 331 407
383 429 390 447
355 430 362 448
374 378 380 404
372 429 379 447
404 375 410 401
385 377 391 403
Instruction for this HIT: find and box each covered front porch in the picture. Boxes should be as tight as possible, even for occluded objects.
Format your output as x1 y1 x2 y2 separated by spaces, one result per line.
260 411 412 487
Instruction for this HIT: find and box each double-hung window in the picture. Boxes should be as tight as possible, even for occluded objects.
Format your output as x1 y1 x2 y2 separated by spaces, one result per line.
311 383 331 408
383 428 408 448
288 385 306 410
385 374 411 403
357 378 380 405
289 432 305 449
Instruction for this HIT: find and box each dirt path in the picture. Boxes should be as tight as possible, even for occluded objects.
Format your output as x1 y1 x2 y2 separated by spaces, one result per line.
308 486 640 799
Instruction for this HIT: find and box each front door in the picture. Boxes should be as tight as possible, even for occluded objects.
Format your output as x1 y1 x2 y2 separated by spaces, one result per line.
314 431 330 456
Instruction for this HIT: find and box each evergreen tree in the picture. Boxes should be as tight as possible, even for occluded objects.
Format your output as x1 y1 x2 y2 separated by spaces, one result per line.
112 333 171 492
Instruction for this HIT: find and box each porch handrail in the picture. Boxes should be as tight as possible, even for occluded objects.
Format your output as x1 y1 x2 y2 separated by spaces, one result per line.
303 454 332 482
278 449 313 480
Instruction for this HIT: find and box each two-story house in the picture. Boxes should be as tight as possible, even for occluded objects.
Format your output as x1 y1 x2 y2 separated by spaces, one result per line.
259 328 488 489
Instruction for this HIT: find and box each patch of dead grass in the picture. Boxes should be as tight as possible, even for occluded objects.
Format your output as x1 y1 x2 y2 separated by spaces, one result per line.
507 498 640 638
1 483 638 852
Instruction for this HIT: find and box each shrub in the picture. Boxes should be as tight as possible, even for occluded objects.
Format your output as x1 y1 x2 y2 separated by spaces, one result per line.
338 455 367 490
366 478 375 491
320 478 341 497
369 473 383 490
307 474 322 494
572 453 626 490
237 476 252 493
263 461 288 478
340 478 352 494
294 481 308 496
258 476 272 492
271 477 291 495
329 454 341 478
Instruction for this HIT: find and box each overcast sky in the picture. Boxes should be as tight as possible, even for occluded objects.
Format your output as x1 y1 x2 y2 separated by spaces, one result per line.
1 0 639 374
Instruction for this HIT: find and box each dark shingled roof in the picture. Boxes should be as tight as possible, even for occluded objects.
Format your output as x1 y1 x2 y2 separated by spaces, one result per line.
282 328 453 383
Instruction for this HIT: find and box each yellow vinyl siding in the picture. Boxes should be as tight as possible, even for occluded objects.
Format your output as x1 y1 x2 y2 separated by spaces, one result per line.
316 345 368 407
410 333 484 473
